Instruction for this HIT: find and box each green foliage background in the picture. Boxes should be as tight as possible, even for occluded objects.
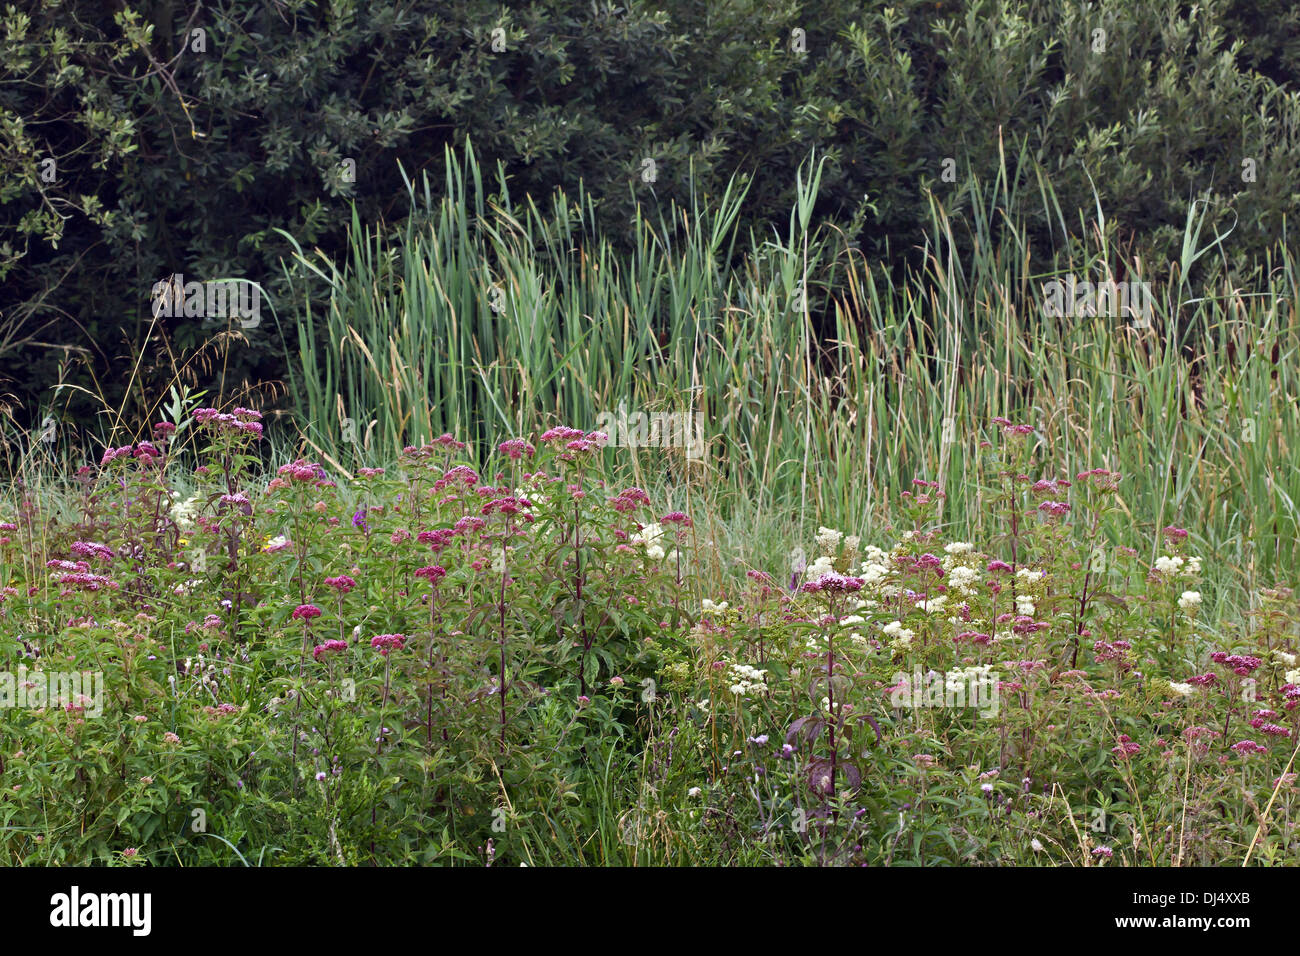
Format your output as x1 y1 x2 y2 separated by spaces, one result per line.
2 0 1298 427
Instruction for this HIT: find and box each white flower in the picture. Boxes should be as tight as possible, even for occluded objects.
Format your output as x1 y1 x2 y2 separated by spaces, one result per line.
863 544 889 565
921 594 948 613
687 787 702 798
725 663 769 698
1167 682 1194 697
170 494 202 531
858 561 890 586
815 526 844 556
646 544 666 561
1177 590 1202 611
944 542 973 555
1015 596 1036 616
808 555 835 578
1275 650 1297 667
947 565 979 595
1286 668 1300 686
1031 838 1044 853
882 620 915 649
1155 555 1184 575
1185 556 1202 577
701 599 729 615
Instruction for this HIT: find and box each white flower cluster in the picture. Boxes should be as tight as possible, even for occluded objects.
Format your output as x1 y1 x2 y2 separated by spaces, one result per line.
727 663 768 697
1167 681 1194 697
701 599 729 615
945 663 995 694
1177 590 1202 611
882 620 915 650
1154 555 1202 577
836 614 870 649
808 555 836 578
920 593 948 614
170 494 202 532
1013 567 1046 616
947 565 979 596
631 523 677 563
814 527 861 567
815 526 843 555
1286 667 1300 686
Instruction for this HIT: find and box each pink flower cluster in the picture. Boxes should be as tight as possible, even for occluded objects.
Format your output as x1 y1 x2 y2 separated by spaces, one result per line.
313 640 348 661
1111 734 1141 759
610 487 651 513
1209 652 1262 676
100 442 166 466
370 633 407 655
800 572 865 593
70 541 114 561
194 406 264 438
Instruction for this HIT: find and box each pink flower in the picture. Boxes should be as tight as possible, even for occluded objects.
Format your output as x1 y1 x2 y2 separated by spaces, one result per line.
417 528 457 552
1111 734 1140 759
800 572 865 593
540 426 585 443
292 604 323 621
313 640 348 661
370 633 407 655
432 433 466 450
324 575 356 593
497 439 536 460
610 487 651 513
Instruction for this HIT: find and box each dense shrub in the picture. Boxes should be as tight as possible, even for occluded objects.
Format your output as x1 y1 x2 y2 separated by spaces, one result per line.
3 0 1299 427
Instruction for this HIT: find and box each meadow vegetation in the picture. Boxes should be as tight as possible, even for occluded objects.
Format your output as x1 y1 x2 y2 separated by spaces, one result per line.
3 149 1299 865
